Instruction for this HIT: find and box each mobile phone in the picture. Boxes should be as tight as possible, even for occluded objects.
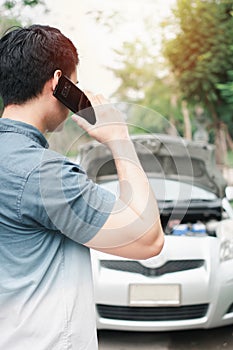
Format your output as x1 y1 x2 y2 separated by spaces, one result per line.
53 75 96 125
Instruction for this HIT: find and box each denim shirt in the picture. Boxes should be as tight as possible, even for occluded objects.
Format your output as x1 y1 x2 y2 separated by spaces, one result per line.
0 119 115 350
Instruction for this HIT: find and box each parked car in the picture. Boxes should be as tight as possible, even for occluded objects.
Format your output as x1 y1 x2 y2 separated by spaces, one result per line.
78 133 233 331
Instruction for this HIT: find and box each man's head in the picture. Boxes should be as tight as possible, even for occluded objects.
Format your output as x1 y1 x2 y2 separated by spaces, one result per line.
0 24 79 108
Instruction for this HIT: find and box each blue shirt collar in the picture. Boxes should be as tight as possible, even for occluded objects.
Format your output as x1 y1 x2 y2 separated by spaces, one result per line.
0 118 49 148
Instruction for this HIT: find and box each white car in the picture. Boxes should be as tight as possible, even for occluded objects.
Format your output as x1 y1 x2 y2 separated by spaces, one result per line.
78 134 233 331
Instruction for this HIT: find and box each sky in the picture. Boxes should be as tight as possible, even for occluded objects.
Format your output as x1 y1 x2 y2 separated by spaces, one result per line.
23 0 176 97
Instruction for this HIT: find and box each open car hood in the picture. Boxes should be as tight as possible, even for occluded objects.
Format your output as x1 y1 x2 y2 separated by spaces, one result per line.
78 134 227 198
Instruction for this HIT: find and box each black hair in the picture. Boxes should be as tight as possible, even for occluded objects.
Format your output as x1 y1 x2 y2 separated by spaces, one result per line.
0 24 79 106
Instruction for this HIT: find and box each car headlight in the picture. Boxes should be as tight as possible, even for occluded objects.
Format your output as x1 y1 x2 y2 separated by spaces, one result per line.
217 220 233 262
220 240 233 262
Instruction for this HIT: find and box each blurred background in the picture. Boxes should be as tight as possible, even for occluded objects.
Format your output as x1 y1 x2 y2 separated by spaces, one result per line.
0 0 233 184
1 2 233 349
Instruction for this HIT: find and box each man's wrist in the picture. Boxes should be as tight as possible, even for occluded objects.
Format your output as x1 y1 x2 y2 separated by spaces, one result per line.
106 137 134 157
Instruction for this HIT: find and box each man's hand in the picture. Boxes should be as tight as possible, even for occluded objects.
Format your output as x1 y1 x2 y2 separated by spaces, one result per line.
72 92 130 147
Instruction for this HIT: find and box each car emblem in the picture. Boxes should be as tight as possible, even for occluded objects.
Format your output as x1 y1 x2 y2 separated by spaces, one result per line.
140 254 166 269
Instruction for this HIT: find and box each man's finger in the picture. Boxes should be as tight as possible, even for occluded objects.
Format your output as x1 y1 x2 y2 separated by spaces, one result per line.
71 114 93 130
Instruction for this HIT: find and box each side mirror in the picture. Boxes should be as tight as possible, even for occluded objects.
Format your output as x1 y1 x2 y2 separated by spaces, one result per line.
226 186 233 201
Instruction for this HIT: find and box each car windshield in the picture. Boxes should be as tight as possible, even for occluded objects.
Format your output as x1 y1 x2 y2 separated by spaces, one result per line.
99 178 218 202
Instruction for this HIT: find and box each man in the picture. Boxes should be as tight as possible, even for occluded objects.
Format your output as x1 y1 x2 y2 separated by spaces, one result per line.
0 25 164 349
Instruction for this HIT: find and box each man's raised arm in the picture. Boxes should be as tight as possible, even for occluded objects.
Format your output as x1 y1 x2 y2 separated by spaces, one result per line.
72 93 164 260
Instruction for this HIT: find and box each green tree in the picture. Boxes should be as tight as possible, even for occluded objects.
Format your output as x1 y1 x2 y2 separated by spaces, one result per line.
163 0 233 165
88 11 196 138
218 71 233 104
111 38 188 136
1 0 45 14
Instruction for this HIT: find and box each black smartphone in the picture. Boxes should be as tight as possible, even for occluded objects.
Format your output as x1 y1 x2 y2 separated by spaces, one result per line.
53 75 96 125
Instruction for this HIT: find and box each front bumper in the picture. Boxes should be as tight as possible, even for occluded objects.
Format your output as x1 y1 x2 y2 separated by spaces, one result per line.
92 237 233 331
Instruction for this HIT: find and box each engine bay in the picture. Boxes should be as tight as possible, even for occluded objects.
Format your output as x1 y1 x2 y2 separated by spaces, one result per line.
160 199 223 237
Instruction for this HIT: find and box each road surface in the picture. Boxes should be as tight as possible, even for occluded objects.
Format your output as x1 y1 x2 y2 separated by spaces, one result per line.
98 325 233 349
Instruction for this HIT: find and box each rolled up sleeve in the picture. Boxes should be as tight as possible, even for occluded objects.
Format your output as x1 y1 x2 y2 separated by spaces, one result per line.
20 156 116 244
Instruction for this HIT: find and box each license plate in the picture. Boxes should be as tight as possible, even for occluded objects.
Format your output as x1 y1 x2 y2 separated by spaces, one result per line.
129 284 181 307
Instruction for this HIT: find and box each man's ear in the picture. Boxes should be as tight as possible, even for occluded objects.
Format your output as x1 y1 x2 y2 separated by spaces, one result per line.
52 70 62 90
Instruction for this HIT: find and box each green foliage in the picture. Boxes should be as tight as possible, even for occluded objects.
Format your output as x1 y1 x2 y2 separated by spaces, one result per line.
218 70 233 104
227 150 233 167
0 15 21 34
162 0 233 164
0 0 47 23
0 0 45 34
217 70 233 139
3 0 44 10
113 39 154 100
163 0 233 117
111 37 187 135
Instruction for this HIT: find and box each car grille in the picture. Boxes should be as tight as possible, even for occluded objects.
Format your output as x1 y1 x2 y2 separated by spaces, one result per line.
100 259 205 277
97 304 209 321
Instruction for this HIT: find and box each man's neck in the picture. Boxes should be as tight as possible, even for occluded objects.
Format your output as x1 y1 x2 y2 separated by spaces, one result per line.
2 102 46 133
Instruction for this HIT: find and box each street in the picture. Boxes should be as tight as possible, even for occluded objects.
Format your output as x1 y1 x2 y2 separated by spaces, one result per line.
98 325 233 349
